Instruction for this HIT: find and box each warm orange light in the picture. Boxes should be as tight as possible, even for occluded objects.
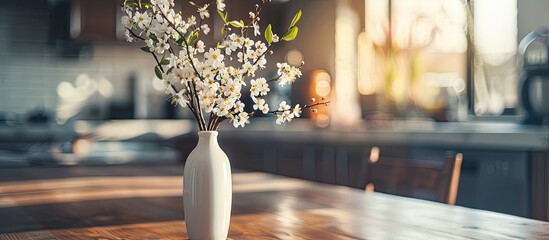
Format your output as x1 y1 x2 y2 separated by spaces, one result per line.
285 49 303 66
313 71 331 97
73 138 93 155
369 146 380 163
365 183 375 192
309 70 332 128
315 113 330 128
448 153 463 205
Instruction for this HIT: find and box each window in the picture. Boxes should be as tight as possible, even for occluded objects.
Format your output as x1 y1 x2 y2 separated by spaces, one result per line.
362 0 529 120
361 0 468 121
472 0 518 116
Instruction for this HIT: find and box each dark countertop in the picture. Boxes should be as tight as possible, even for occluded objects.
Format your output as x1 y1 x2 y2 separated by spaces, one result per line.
219 119 549 151
1 119 547 151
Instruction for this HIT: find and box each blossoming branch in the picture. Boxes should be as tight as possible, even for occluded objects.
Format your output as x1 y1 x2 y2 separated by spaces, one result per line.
121 0 329 130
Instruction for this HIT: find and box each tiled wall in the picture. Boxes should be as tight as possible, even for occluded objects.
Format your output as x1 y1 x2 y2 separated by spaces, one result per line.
0 0 158 119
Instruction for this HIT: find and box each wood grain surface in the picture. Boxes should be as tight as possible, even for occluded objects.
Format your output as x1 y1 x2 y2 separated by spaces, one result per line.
0 165 547 239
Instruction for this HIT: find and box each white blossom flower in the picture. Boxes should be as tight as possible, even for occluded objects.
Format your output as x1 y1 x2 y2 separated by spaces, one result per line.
145 39 155 50
195 40 205 53
233 35 245 47
178 22 191 34
222 78 242 98
278 101 291 112
253 21 260 36
133 11 151 29
276 62 302 86
216 0 226 11
173 13 183 25
247 49 258 60
155 13 164 23
121 15 132 29
224 34 242 55
260 103 269 114
252 97 263 110
201 24 210 35
151 0 171 13
282 110 294 122
124 30 134 42
161 78 175 94
244 39 254 48
198 4 210 19
168 88 189 107
148 21 170 38
252 97 269 114
188 15 197 26
292 104 302 118
232 112 250 128
257 56 267 69
272 34 279 43
155 38 170 54
234 101 245 113
250 77 269 97
205 48 224 68
241 61 257 77
237 52 246 63
213 98 233 117
275 114 284 125
255 41 267 54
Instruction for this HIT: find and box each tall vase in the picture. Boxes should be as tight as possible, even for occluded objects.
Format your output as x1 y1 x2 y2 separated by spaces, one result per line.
183 131 232 239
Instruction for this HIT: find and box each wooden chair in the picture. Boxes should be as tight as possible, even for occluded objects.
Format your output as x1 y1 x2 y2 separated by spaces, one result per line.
364 146 463 205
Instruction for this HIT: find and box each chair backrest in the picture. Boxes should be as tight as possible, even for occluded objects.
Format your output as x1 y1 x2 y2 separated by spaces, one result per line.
364 146 463 205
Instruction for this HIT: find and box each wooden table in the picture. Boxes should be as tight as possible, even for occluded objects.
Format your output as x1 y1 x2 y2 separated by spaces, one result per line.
0 164 547 239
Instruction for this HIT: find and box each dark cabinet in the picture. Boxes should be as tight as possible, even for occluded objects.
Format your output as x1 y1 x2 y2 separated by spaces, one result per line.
218 130 546 220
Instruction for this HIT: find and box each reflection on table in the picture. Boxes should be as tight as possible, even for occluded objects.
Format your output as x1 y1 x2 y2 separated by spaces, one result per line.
0 164 547 239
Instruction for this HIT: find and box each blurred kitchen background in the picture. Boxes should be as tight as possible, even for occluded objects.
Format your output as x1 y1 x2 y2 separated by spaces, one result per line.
1 0 549 221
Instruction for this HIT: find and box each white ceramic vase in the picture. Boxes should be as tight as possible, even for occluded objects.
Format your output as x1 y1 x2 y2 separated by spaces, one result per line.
183 131 232 240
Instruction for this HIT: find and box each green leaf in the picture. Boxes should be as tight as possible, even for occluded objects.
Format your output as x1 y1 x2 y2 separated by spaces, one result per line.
140 46 152 53
123 0 137 7
229 21 243 28
140 2 152 9
175 36 185 46
217 10 227 23
290 10 302 27
282 26 299 41
167 66 175 74
265 24 273 45
155 65 163 79
160 58 170 65
148 33 158 41
187 31 199 45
